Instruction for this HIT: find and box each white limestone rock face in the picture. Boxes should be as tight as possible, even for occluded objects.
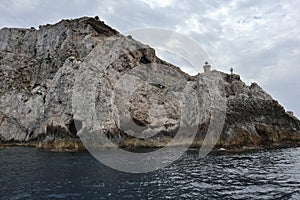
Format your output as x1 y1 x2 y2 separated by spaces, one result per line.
0 91 44 142
0 17 299 151
71 35 196 148
0 17 118 149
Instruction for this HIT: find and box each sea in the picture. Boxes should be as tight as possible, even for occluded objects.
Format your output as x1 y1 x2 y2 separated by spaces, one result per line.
1 146 300 199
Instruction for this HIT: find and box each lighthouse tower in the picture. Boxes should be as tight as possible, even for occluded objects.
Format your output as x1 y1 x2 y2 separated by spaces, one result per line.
203 61 211 73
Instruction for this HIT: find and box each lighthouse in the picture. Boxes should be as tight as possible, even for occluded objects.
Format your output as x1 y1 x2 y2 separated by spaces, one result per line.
203 61 211 73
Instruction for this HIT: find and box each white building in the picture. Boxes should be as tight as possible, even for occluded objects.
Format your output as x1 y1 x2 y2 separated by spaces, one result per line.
203 61 211 73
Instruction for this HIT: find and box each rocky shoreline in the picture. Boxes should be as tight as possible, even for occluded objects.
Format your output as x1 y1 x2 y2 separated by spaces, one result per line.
1 16 300 152
1 140 300 155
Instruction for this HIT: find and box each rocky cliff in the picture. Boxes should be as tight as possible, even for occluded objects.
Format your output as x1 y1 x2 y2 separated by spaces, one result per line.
0 16 299 151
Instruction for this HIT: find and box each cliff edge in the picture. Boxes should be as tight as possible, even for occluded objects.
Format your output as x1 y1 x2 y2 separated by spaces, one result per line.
0 16 299 151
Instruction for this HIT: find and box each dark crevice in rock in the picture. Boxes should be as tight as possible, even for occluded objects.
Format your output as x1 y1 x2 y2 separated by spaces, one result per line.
140 54 151 64
68 119 82 135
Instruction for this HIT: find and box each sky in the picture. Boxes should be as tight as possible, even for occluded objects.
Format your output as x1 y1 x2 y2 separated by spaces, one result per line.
0 0 299 117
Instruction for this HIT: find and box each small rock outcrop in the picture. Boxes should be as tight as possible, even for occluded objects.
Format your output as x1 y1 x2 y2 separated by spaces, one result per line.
0 17 299 151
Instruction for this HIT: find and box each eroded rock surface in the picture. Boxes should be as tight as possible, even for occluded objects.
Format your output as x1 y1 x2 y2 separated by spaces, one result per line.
0 17 299 151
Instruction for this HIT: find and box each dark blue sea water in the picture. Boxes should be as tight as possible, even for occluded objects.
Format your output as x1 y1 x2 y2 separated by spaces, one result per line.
1 147 300 200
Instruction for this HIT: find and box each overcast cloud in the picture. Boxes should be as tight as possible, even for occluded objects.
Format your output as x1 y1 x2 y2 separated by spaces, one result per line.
0 0 299 117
